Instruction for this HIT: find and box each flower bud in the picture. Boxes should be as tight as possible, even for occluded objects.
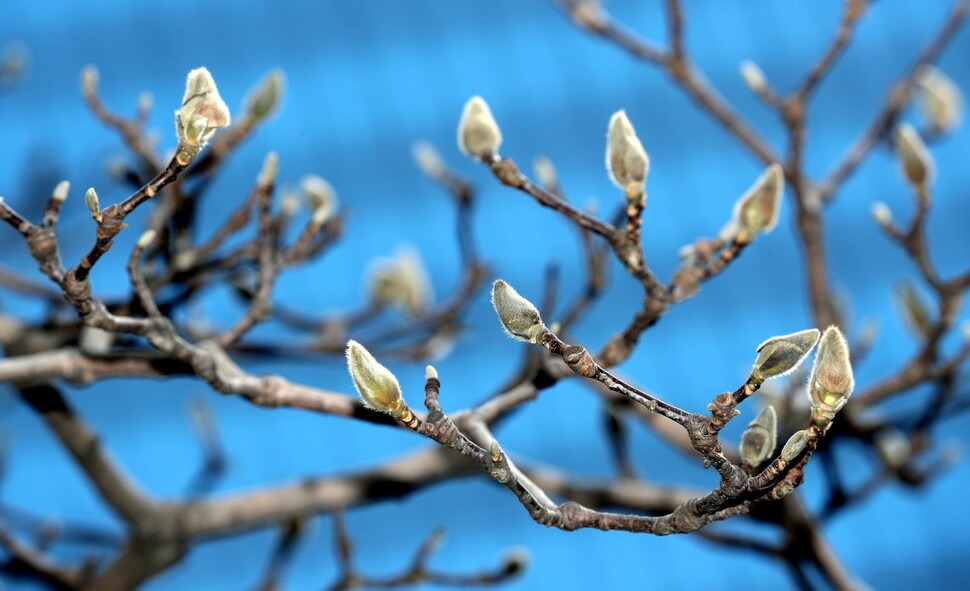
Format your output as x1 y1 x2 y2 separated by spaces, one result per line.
458 96 502 160
84 187 101 220
606 110 649 195
534 155 558 189
80 64 98 97
914 65 962 135
425 365 438 381
369 247 433 316
895 280 932 339
739 60 767 94
752 328 820 381
491 280 547 344
257 152 279 188
739 405 778 467
412 140 445 179
346 340 405 416
52 181 70 203
137 229 157 248
176 67 231 153
245 69 284 121
301 174 336 211
870 201 892 228
894 123 933 189
808 326 854 422
733 163 784 242
781 429 809 462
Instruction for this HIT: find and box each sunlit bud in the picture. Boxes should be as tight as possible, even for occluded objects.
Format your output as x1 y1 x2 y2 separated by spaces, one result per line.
458 96 502 160
301 174 336 211
534 155 559 189
137 92 154 115
245 69 284 121
606 110 649 195
895 280 932 339
52 181 70 203
176 67 231 150
137 229 157 248
84 187 101 220
894 123 934 189
257 152 279 188
739 60 767 94
346 340 405 416
733 163 784 242
491 280 547 344
740 406 778 467
914 65 963 135
781 429 809 462
808 326 854 422
369 247 433 316
412 140 445 178
752 328 820 381
80 64 98 97
870 201 893 228
425 365 438 381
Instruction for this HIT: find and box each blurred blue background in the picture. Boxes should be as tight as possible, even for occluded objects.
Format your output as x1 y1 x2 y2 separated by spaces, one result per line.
2 1 970 589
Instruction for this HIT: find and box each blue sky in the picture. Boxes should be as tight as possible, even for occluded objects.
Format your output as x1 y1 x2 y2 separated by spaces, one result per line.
2 1 969 589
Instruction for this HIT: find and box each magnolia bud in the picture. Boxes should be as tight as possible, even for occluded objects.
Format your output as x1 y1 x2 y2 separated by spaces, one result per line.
739 405 778 467
895 280 932 339
84 187 101 220
914 65 963 135
368 248 433 316
534 156 559 189
257 152 279 188
781 429 809 462
752 328 820 381
894 123 933 189
491 280 547 344
346 340 405 416
606 110 649 195
425 365 438 381
870 201 893 228
245 69 284 121
80 64 98 97
137 229 157 248
739 60 767 94
733 163 784 242
412 140 446 179
52 180 70 203
808 326 854 423
176 67 231 156
301 174 336 211
457 96 502 160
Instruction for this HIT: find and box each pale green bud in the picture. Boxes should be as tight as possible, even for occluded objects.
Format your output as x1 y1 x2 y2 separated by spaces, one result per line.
781 429 809 462
606 110 648 195
245 69 284 121
346 340 405 416
733 163 784 242
894 123 934 189
458 96 502 160
752 328 820 380
739 405 778 467
808 326 854 421
491 280 547 344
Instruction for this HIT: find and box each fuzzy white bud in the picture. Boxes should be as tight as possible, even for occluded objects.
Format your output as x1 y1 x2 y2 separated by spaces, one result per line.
534 156 559 189
894 123 934 189
176 67 231 159
733 163 784 242
752 328 820 381
491 280 547 344
301 174 336 212
914 65 963 135
870 201 893 228
52 181 70 203
346 340 405 416
739 60 767 94
84 187 101 220
137 229 157 248
368 247 433 316
808 326 854 424
606 110 649 195
412 140 445 179
458 96 502 160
